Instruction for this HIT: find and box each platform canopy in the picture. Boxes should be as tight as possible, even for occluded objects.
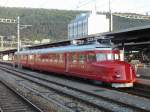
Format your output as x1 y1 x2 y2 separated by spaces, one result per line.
1 25 150 54
101 25 150 51
0 49 16 55
103 25 150 44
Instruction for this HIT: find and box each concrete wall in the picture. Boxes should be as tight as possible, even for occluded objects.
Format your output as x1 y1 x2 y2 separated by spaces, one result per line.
88 14 109 35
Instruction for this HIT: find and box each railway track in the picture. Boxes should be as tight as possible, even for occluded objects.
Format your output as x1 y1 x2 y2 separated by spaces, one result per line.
7 62 150 99
0 80 43 112
140 75 150 80
115 84 150 99
0 64 149 112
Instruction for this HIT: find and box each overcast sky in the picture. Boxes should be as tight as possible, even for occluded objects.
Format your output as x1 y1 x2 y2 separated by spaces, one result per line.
0 0 150 14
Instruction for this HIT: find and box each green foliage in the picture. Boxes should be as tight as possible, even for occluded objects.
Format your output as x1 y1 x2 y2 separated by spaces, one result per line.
0 7 82 42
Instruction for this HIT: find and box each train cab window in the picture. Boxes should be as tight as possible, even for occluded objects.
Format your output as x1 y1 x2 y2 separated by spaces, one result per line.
79 54 86 64
97 53 119 61
88 53 96 62
96 54 107 61
107 53 119 60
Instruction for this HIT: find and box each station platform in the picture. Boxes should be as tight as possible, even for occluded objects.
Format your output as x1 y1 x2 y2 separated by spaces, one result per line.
136 78 150 86
137 65 150 77
0 60 13 66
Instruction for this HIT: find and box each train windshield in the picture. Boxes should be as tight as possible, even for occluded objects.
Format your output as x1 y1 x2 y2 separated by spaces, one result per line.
96 53 119 61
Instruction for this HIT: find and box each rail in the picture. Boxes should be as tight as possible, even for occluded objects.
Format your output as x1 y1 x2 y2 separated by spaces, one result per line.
0 64 149 112
0 79 43 112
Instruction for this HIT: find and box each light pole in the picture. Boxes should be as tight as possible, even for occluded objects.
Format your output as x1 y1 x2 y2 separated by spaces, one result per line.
16 16 32 68
17 16 20 68
17 16 20 52
0 36 4 50
109 0 112 32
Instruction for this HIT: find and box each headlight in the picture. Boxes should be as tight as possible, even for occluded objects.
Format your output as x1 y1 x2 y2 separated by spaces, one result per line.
113 71 121 78
115 74 121 78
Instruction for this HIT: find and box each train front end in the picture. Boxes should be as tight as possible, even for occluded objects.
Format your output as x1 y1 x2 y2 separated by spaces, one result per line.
104 60 136 88
93 50 136 88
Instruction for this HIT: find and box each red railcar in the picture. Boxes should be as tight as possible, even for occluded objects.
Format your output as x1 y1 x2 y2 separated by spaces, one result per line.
14 41 136 88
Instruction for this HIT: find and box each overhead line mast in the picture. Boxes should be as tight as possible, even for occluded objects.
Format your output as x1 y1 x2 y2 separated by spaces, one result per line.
109 0 112 32
17 16 20 52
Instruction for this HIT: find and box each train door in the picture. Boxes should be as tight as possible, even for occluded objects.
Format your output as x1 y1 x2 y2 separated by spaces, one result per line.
76 52 88 77
69 52 79 74
28 54 34 69
86 52 96 77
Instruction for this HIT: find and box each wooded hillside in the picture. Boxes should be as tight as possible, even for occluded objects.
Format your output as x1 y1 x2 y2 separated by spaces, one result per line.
0 7 82 42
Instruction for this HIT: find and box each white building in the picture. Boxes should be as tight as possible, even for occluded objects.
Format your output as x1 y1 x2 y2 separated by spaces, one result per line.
68 13 109 39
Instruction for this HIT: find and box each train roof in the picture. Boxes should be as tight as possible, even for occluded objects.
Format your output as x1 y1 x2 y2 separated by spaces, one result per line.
15 44 112 55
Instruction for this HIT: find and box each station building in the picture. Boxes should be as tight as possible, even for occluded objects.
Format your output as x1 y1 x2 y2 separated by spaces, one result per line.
68 13 109 39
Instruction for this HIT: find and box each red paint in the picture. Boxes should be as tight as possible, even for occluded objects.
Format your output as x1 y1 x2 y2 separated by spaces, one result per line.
14 50 136 85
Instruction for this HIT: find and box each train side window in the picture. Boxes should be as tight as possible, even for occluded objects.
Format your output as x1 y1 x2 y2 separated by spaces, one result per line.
51 54 55 62
72 53 77 63
29 55 34 61
24 55 27 60
14 55 16 60
88 53 96 62
49 54 52 62
21 55 23 60
59 54 63 63
54 54 58 63
107 53 113 60
21 55 24 60
96 54 107 61
79 54 86 64
115 54 119 60
35 55 37 61
23 55 26 60
37 55 41 62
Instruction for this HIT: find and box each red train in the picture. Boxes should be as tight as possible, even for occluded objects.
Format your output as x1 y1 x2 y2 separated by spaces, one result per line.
14 39 136 88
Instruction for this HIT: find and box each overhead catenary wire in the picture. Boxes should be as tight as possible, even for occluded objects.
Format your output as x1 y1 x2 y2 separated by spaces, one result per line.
76 0 93 9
